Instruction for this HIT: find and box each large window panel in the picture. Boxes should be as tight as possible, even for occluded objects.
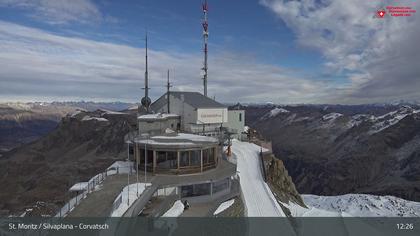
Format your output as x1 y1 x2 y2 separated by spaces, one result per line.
190 150 201 166
180 151 189 167
212 178 229 193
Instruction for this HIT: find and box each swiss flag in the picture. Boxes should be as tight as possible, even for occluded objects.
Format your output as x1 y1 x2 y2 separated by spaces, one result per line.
377 10 386 18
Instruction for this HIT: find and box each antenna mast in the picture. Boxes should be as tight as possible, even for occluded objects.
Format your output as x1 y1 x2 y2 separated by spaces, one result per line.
141 33 151 113
166 69 172 113
202 1 209 97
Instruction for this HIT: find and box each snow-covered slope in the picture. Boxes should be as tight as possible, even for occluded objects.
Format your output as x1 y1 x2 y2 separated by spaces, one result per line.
231 140 285 217
260 107 290 120
322 112 343 121
283 194 420 217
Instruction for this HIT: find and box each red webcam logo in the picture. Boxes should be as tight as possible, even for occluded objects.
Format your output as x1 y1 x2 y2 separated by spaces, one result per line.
377 9 386 18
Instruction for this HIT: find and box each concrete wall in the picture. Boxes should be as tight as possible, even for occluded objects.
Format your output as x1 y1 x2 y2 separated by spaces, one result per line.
154 94 197 131
225 110 245 139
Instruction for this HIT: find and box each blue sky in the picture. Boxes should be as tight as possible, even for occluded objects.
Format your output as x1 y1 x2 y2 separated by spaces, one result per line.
0 0 419 104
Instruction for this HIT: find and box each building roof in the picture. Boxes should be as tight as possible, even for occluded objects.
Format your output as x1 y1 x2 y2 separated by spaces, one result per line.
152 91 226 110
134 132 218 149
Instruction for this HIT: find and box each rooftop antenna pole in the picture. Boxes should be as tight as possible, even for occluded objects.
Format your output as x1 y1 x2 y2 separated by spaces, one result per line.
202 0 209 97
141 32 151 113
166 69 172 113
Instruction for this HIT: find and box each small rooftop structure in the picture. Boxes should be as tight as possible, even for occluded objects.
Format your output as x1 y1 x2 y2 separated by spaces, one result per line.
138 113 181 135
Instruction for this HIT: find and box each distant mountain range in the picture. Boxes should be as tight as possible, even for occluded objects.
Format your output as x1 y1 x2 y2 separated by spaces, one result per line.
0 102 135 152
244 103 420 202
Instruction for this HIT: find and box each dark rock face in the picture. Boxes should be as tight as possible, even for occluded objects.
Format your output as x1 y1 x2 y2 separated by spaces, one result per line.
0 110 137 215
265 153 305 207
245 104 420 202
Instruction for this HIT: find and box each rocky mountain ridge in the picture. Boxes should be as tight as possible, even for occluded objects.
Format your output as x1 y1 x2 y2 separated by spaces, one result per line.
244 104 420 202
0 109 137 215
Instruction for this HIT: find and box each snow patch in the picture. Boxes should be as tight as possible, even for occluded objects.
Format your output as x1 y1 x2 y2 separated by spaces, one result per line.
138 113 179 120
69 182 88 192
106 161 134 175
70 109 86 117
162 200 184 217
110 183 151 217
347 114 375 128
322 112 343 121
100 109 126 115
214 199 235 215
269 107 290 117
369 106 414 134
81 116 108 122
151 133 218 143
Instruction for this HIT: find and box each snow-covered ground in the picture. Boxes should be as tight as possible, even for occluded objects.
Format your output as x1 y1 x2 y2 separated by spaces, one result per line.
69 182 88 192
106 161 134 175
110 183 151 217
162 200 185 217
214 199 235 215
231 140 285 217
283 194 420 217
99 109 126 115
81 115 109 122
269 107 290 117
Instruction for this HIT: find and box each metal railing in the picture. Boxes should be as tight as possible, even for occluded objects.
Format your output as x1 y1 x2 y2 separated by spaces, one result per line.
55 165 133 217
112 194 123 213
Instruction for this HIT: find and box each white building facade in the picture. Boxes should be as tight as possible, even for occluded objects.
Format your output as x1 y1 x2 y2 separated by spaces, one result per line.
151 92 228 136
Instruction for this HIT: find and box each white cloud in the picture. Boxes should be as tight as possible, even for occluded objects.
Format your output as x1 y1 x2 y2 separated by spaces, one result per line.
0 20 330 104
261 0 420 104
0 0 102 24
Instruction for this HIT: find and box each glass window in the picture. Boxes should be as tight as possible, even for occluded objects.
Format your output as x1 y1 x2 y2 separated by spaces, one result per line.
190 150 201 166
139 148 145 164
180 151 189 167
167 151 177 168
203 149 210 164
239 113 242 122
181 183 211 197
139 148 153 168
146 150 153 167
212 178 229 193
156 151 176 169
208 147 215 164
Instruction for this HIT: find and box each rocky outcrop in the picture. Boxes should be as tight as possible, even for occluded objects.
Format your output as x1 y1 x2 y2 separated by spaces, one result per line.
265 153 305 208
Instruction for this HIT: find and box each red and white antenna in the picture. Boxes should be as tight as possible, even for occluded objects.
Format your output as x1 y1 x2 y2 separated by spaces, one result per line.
202 0 209 97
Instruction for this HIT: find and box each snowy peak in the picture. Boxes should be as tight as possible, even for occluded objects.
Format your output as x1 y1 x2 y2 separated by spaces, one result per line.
369 106 415 134
260 107 290 120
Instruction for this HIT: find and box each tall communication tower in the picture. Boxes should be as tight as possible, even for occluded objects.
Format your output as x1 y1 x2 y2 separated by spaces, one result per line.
202 1 209 97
